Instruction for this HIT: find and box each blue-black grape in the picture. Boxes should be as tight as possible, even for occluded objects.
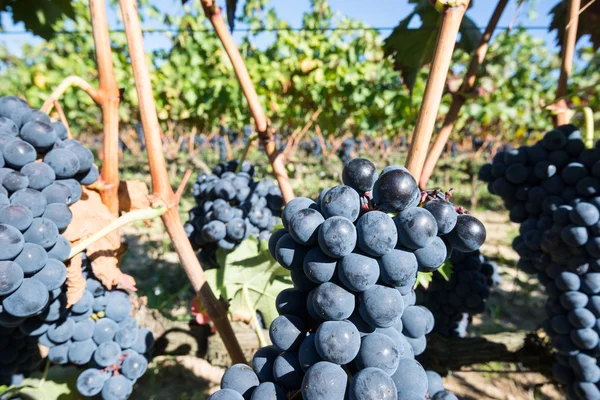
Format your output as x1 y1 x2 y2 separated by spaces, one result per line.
301 361 347 400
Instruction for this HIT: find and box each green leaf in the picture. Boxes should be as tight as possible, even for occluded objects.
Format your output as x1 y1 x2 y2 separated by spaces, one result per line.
383 10 439 92
0 0 75 40
459 16 482 53
415 271 433 289
436 260 453 281
207 236 292 327
549 0 600 51
1 366 79 399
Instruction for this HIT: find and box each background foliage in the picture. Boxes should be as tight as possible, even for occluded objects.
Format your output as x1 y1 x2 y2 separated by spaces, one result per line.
0 0 598 143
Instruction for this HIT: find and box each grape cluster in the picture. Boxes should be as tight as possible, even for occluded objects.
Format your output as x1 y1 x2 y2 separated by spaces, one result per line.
0 95 97 382
210 158 486 399
480 125 600 399
337 138 355 165
419 250 501 337
59 255 153 399
0 96 153 399
185 160 283 266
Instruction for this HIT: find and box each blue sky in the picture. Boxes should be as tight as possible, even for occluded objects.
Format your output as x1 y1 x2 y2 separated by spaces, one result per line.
0 0 588 56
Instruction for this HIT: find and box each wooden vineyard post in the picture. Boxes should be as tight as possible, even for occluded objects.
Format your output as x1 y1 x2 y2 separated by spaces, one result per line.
119 0 247 365
419 0 509 189
200 1 295 204
89 0 121 216
405 0 470 180
554 0 581 127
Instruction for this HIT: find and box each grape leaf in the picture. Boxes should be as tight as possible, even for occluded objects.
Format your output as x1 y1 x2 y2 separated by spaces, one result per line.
0 366 80 399
206 236 292 327
0 0 75 40
549 0 600 51
383 0 481 91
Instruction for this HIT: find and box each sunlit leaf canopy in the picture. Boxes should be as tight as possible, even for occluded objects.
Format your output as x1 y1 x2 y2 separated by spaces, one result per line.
0 0 598 143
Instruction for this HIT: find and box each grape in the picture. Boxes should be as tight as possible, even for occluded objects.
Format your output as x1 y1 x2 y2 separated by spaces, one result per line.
289 208 324 245
356 211 397 257
269 314 305 352
105 291 132 322
250 382 286 400
355 333 399 375
2 171 29 193
48 342 70 364
131 328 154 354
76 369 106 397
394 207 437 249
311 282 355 321
301 361 347 400
0 223 24 260
32 259 66 290
93 318 120 344
19 317 49 337
268 229 288 259
298 335 323 371
94 341 121 367
372 169 420 212
423 200 458 235
275 288 308 318
272 351 303 390
58 179 82 204
391 358 428 397
349 367 397 400
401 306 434 338
115 325 138 349
10 188 47 217
20 121 57 150
0 117 18 136
378 248 417 287
570 202 600 227
320 185 361 221
210 389 245 400
68 339 97 365
0 204 33 231
42 203 72 231
3 141 36 168
359 285 404 328
47 235 71 261
43 149 80 179
72 290 94 314
101 375 133 400
47 318 74 343
318 216 357 258
121 352 148 380
426 370 445 397
252 345 279 382
0 261 23 296
315 320 360 365
338 252 380 292
447 215 486 252
413 236 447 272
275 233 309 270
41 182 71 204
73 319 95 342
63 140 94 173
221 363 259 399
342 158 378 194
302 247 337 284
39 294 67 322
77 164 99 185
282 197 317 229
2 278 48 317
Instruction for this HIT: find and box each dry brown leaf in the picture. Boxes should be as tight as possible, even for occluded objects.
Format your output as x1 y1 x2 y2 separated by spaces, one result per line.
66 253 86 307
118 180 150 212
63 187 122 289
